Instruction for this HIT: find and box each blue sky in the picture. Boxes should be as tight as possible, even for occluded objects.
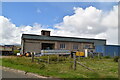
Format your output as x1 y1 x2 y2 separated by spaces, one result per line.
2 2 118 27
1 2 118 45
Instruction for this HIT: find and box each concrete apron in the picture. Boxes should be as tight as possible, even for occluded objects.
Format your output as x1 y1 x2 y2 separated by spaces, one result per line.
0 66 48 78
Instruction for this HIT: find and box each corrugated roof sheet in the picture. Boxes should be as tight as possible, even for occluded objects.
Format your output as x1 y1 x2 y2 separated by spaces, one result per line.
22 34 106 45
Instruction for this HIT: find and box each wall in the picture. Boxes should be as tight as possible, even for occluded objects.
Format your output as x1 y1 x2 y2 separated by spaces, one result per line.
95 45 105 56
105 45 120 57
95 45 120 57
22 39 94 54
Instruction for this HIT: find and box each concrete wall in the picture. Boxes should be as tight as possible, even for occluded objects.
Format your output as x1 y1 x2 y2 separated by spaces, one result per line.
24 42 41 53
23 39 57 53
22 39 94 54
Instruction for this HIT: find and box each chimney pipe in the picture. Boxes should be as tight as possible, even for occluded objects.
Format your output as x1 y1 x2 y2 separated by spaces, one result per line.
41 30 50 36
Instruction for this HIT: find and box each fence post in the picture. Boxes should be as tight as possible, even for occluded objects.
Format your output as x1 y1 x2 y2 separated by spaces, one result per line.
118 59 120 79
31 52 34 62
98 53 99 59
79 56 80 61
73 53 76 70
114 52 116 57
36 57 40 64
57 54 59 62
48 55 50 64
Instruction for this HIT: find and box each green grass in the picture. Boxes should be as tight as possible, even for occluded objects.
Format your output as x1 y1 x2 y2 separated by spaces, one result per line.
1 56 118 78
0 58 2 66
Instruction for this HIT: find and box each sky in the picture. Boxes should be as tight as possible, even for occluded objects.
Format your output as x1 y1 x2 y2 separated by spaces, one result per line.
2 2 118 26
0 2 119 45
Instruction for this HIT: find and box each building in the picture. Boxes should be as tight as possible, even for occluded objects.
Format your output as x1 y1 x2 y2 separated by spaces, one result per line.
0 45 14 55
13 45 21 51
95 45 120 57
0 45 21 55
21 30 106 54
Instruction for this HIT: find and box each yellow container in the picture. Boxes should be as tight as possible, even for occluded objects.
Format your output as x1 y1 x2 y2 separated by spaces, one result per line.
76 52 84 56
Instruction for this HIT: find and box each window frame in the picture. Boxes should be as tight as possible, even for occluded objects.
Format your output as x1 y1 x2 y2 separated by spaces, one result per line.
73 44 78 50
60 43 66 49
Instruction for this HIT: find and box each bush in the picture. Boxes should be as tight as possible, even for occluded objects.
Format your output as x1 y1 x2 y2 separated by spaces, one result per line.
39 56 48 60
39 55 67 62
49 55 57 61
113 56 120 62
103 56 111 59
13 50 20 55
49 55 66 61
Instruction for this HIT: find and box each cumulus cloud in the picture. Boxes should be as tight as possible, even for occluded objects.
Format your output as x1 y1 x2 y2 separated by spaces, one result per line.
54 6 118 44
55 6 106 35
0 5 118 45
0 16 52 45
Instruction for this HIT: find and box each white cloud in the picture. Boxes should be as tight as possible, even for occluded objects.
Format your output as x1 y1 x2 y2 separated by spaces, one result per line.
101 6 118 28
55 6 107 35
54 6 118 45
0 16 52 45
0 5 118 45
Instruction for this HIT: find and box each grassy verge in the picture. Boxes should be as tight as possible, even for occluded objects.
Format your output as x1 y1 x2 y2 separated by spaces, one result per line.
1 56 118 78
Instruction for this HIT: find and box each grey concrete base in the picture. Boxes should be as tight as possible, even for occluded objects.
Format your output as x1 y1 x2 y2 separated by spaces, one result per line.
1 66 48 78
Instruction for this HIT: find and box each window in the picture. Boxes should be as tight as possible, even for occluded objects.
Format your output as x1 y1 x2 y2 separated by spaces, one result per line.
60 44 65 49
84 45 90 49
73 45 78 49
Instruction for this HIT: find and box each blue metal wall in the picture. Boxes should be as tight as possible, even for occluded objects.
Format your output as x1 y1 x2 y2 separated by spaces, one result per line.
95 45 120 57
95 45 105 56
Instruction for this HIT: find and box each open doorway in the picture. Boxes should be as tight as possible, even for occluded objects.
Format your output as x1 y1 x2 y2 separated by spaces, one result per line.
41 43 55 50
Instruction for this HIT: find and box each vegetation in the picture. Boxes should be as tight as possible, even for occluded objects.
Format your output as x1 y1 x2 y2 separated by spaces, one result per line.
39 55 69 62
103 56 111 59
113 56 120 62
13 50 20 55
1 56 118 79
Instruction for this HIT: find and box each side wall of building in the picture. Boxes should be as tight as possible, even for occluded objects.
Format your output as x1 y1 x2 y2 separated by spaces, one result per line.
95 45 120 57
22 39 94 54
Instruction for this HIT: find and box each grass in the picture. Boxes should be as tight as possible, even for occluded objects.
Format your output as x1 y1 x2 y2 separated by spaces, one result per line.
0 56 118 79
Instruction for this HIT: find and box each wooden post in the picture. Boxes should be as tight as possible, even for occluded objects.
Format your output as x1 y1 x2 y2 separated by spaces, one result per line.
38 59 40 64
77 61 95 72
98 53 99 59
73 53 76 70
57 54 59 62
48 55 50 64
31 52 34 62
118 59 120 79
79 56 80 61
114 52 116 57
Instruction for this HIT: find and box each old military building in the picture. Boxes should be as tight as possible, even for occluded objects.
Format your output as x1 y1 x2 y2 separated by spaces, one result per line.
21 30 106 54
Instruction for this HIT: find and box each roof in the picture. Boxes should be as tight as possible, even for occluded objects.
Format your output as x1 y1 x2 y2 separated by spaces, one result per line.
22 34 106 45
41 30 51 32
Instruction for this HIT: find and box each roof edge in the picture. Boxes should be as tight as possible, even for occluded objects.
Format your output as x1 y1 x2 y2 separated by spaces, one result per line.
22 34 106 41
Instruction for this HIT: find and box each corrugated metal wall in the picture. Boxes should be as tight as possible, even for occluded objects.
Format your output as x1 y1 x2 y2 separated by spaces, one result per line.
95 45 105 56
95 45 120 57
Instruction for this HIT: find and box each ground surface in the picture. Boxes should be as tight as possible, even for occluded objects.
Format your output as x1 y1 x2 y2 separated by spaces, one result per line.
0 66 46 78
0 56 118 79
2 69 35 78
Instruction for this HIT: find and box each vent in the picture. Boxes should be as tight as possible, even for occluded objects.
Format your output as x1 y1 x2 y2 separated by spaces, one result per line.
41 30 51 36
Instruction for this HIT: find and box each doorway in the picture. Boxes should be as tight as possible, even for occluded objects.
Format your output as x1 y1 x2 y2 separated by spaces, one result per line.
41 43 55 50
